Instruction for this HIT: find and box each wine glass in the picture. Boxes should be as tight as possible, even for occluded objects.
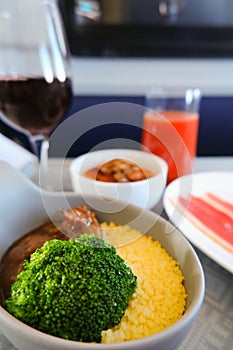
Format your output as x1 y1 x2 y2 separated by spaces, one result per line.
0 0 72 186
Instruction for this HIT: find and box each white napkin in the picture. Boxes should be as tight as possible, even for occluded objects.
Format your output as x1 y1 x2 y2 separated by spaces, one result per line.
0 133 38 177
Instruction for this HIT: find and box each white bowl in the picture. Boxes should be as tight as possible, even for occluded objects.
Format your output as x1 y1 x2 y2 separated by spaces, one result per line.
0 161 205 350
69 149 168 209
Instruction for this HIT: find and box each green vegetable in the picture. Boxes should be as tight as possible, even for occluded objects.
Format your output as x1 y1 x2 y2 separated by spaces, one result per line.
4 235 137 343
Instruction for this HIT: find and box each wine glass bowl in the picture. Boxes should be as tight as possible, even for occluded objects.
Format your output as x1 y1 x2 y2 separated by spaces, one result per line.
0 77 72 138
0 0 72 155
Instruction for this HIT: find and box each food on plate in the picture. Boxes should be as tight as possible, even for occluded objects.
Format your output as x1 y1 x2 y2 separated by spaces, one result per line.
4 235 137 343
0 205 101 299
84 158 155 182
101 222 187 343
177 193 233 251
61 205 102 238
0 205 187 343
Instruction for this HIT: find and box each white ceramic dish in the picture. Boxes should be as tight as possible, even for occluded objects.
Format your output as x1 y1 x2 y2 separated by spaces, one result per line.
0 133 38 178
163 171 233 274
0 161 204 350
69 149 168 209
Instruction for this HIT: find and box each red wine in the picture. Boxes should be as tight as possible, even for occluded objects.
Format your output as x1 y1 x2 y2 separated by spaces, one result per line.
0 77 72 137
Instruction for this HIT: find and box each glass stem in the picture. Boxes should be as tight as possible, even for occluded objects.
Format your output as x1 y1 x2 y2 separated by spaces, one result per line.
39 138 50 190
30 135 50 189
40 138 49 170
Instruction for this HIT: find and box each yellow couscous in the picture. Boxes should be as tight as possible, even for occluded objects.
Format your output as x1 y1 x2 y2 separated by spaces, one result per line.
100 222 187 343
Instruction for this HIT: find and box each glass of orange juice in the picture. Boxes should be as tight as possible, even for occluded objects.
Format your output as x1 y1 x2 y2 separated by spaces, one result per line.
141 87 202 184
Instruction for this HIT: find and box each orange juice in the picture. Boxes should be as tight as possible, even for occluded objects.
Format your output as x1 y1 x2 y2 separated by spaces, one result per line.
142 110 199 183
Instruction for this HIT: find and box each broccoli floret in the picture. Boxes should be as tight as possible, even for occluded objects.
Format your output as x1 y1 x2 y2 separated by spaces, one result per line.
4 235 137 343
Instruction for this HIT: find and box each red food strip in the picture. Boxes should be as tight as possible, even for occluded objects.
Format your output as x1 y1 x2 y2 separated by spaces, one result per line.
206 192 233 212
178 196 233 246
189 196 233 227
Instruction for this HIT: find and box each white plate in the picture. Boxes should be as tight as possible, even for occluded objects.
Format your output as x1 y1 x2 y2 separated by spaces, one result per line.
163 171 233 274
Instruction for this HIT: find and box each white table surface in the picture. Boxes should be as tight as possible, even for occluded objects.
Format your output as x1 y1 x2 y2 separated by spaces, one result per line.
1 156 233 350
